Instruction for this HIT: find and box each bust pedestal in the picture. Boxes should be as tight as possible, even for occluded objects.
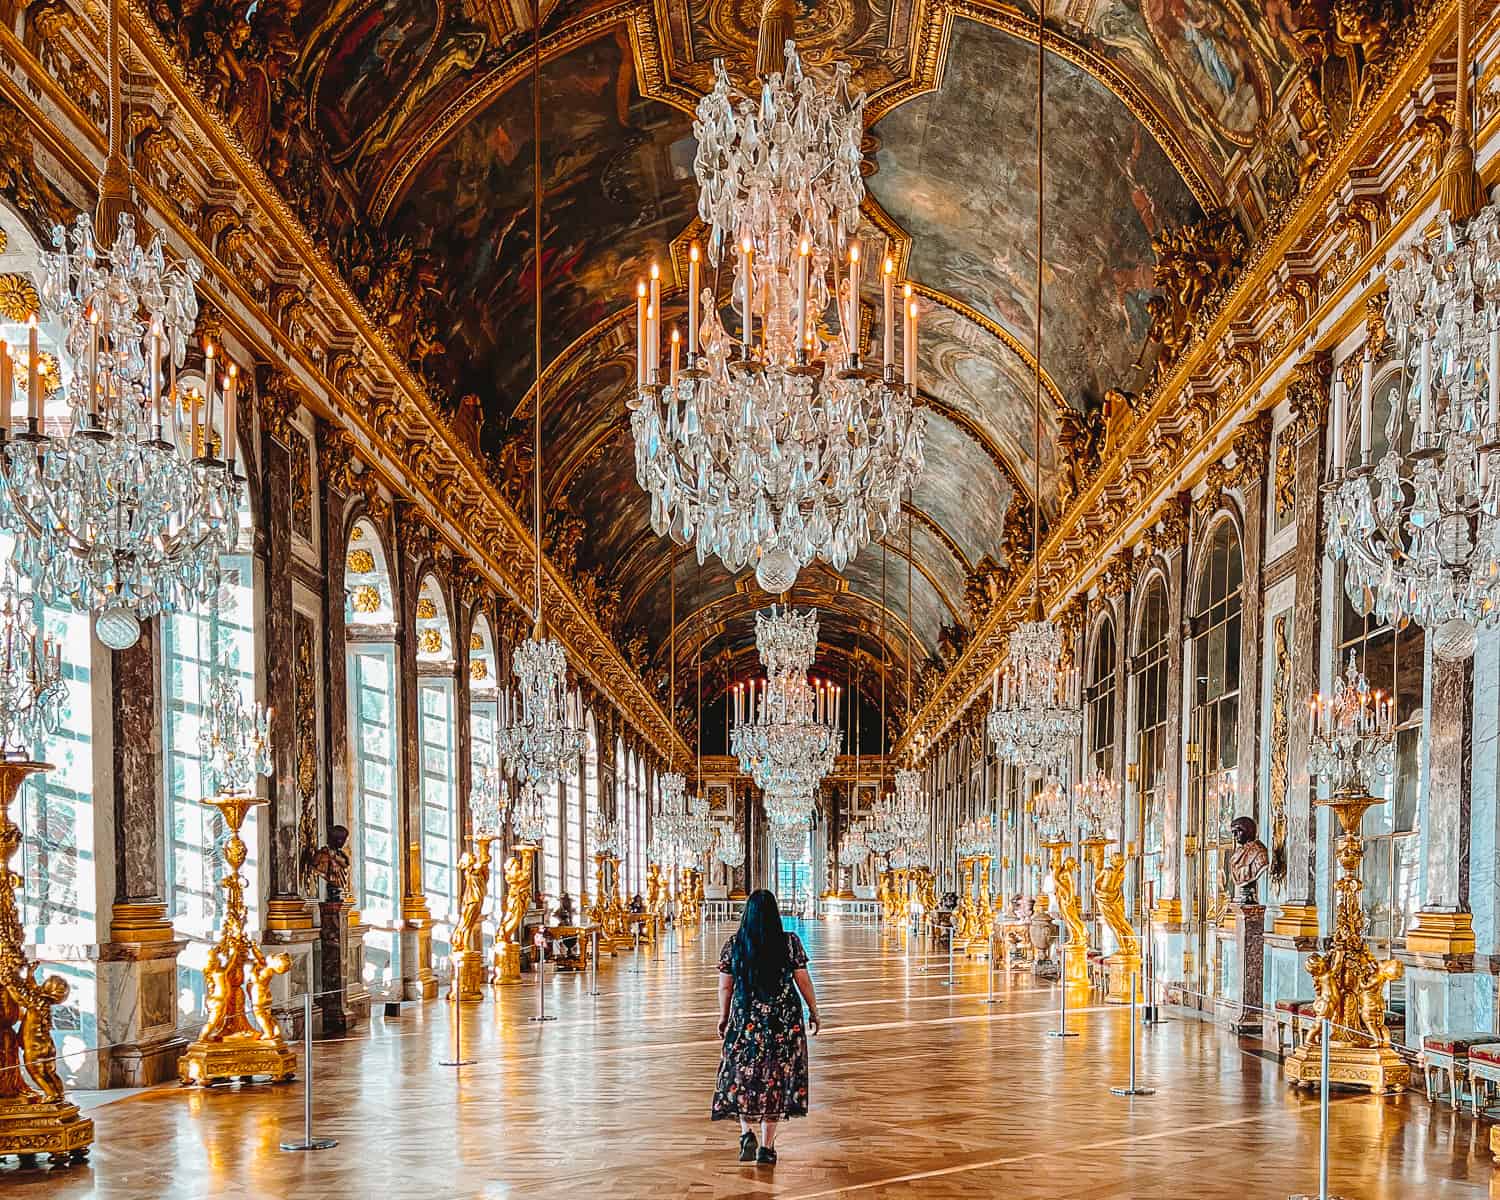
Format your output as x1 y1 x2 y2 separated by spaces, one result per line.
1226 902 1265 1035
317 900 368 1033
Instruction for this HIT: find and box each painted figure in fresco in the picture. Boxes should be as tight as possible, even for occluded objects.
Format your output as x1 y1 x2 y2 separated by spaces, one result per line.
1228 816 1270 904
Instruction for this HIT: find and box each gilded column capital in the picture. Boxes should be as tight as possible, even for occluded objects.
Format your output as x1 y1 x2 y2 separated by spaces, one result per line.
255 365 301 448
1231 411 1272 488
1286 352 1332 445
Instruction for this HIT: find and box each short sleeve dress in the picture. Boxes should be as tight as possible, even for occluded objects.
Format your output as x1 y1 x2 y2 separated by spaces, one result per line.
711 932 811 1121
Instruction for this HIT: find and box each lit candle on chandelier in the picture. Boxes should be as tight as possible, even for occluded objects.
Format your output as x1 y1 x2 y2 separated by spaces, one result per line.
26 314 39 426
635 281 647 389
225 363 238 470
1489 320 1500 433
882 257 895 371
669 327 680 388
87 307 100 422
0 340 10 433
906 296 920 393
649 261 661 378
796 239 810 352
688 243 701 357
1330 373 1344 473
740 237 753 350
1418 330 1433 437
1359 351 1373 463
202 340 215 460
148 318 163 437
847 242 861 356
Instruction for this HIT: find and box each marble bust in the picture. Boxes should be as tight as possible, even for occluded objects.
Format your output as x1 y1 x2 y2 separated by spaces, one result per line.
1228 816 1270 905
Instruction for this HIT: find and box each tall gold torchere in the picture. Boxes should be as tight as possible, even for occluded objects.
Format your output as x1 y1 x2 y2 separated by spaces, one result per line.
494 844 537 984
976 855 996 943
646 862 666 923
179 794 296 1086
953 857 979 949
450 836 495 1002
0 761 93 1163
591 853 630 950
1284 793 1409 1094
1093 851 1140 1002
1041 839 1090 990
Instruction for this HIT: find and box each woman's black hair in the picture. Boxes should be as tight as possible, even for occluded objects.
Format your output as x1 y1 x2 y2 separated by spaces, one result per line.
730 888 790 1001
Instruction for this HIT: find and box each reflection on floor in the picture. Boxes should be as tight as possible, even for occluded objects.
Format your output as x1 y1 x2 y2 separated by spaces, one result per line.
3 922 1492 1197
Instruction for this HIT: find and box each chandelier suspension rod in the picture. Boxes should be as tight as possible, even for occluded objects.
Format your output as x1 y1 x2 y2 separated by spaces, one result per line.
879 534 887 792
669 541 676 774
696 553 702 794
531 0 545 634
1030 0 1045 619
905 488 913 743
96 0 132 237
1441 0 1480 221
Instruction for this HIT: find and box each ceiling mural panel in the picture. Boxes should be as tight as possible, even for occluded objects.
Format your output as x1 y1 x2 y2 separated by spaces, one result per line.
909 412 1014 574
386 30 699 428
870 17 1202 412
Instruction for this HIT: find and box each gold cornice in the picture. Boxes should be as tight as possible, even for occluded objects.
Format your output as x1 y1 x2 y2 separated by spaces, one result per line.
894 0 1468 756
58 1 693 764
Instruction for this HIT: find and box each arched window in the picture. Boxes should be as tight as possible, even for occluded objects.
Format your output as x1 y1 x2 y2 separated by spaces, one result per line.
1132 577 1170 903
163 493 258 1017
1085 616 1117 779
564 691 582 901
414 575 457 939
469 611 498 812
345 517 399 990
1190 519 1243 939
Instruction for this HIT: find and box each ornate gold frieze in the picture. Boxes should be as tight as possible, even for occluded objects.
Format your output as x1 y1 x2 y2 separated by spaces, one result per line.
293 615 319 896
1269 613 1291 886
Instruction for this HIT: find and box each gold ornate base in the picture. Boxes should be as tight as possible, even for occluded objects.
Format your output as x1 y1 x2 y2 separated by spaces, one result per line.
1490 1122 1500 1163
0 1097 94 1163
1063 941 1089 990
1105 954 1143 1003
1284 1039 1409 1095
1405 909 1476 956
1150 897 1184 925
177 1038 296 1087
493 942 522 984
450 949 488 1002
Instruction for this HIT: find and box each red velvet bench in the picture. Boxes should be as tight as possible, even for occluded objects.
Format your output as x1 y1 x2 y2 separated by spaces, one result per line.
1422 1032 1497 1109
1464 1041 1500 1116
1274 998 1315 1054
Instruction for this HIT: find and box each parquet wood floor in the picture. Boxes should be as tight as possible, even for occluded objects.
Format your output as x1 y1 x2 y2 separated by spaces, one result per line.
4 922 1493 1197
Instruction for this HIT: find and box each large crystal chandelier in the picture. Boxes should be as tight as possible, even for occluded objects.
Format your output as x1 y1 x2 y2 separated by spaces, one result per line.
628 19 924 592
1309 653 1396 797
0 1 234 652
1032 775 1072 842
1074 769 1121 841
839 823 870 868
890 767 926 841
730 607 840 811
1325 0 1499 661
0 572 65 758
716 825 745 869
198 654 272 799
683 794 718 866
956 815 996 859
592 812 625 858
865 809 897 856
983 20 1081 772
469 753 506 837
495 26 583 790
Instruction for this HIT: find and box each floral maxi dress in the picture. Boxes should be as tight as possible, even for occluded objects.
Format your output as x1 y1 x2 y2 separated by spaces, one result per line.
711 932 810 1121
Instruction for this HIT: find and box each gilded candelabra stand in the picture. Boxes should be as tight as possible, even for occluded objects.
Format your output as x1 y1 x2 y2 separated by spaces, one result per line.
450 835 495 1002
678 867 704 925
591 853 631 951
494 843 537 984
975 855 995 944
1041 838 1090 990
179 793 296 1086
1093 850 1141 1002
1283 791 1409 1095
952 857 980 952
0 761 94 1164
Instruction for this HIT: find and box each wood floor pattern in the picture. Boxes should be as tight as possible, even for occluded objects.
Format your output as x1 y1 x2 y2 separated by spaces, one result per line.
4 922 1493 1198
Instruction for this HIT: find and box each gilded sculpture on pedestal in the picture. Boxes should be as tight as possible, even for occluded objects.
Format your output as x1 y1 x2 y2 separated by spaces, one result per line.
495 845 536 984
450 836 495 1001
1045 843 1091 990
646 862 665 919
179 794 296 1086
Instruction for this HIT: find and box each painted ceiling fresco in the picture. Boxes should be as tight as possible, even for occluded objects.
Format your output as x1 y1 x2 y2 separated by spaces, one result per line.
870 18 1202 413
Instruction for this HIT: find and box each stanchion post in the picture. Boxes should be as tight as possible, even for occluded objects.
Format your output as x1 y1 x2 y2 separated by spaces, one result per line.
1110 971 1155 1096
529 934 557 1024
1289 1020 1343 1200
1047 932 1078 1040
985 933 998 1005
589 929 600 997
942 926 955 987
281 991 337 1151
440 959 477 1065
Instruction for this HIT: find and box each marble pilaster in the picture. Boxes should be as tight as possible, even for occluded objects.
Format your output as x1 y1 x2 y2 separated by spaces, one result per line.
1234 476 1266 832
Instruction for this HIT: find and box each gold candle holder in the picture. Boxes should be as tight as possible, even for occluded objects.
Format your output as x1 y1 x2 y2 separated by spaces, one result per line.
178 793 297 1086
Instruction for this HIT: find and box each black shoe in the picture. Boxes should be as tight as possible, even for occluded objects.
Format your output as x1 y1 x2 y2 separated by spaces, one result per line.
756 1147 777 1166
738 1131 758 1162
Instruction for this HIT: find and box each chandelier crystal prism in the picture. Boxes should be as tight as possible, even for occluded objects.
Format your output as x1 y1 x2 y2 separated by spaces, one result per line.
628 34 924 592
198 654 272 800
0 572 65 759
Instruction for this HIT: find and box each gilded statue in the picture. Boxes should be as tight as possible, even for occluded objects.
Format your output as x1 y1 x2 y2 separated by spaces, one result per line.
1052 855 1088 953
1144 210 1246 376
646 862 665 918
1228 817 1271 905
1093 852 1135 956
18 970 68 1101
500 848 533 946
452 837 495 956
964 555 1006 625
916 868 938 917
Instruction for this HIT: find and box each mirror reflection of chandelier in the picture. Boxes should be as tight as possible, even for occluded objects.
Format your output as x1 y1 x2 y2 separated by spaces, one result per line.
1073 770 1121 841
469 754 506 838
1309 653 1396 797
839 823 870 868
956 815 997 859
730 607 840 826
0 572 64 758
715 825 745 868
628 19 925 593
1325 0 1498 661
1032 775 1071 843
889 767 925 842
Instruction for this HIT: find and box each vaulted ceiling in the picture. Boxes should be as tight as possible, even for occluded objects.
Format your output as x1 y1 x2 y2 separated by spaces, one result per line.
264 0 1303 720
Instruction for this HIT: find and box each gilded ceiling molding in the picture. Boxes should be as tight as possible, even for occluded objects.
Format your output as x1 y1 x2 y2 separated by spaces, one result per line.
902 503 971 577
921 394 1040 512
30 1 693 763
894 0 1468 756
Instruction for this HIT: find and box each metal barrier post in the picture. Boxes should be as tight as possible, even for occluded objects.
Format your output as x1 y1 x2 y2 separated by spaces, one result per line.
281 992 338 1151
1047 934 1078 1040
588 929 600 997
1110 972 1155 1096
529 935 556 1024
440 960 477 1065
1289 1021 1343 1200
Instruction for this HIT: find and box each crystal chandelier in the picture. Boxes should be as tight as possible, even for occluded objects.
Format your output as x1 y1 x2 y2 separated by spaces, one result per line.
1032 775 1072 843
470 754 506 838
198 653 272 799
1309 653 1396 797
628 27 924 592
865 810 897 856
716 825 745 868
902 837 931 871
652 770 689 864
890 767 926 841
774 817 811 861
986 621 1081 772
495 30 584 790
730 607 840 810
0 572 65 759
1325 0 1499 661
510 782 548 845
1074 770 1121 841
0 0 234 653
839 823 870 868
956 815 996 859
682 794 718 866
592 812 625 858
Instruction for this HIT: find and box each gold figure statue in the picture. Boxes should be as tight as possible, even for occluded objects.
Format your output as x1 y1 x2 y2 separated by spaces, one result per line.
1093 851 1141 1002
913 868 938 917
179 794 296 1086
1284 792 1409 1094
646 862 665 919
450 835 495 1001
953 857 979 948
1044 841 1091 990
0 760 93 1163
494 844 536 984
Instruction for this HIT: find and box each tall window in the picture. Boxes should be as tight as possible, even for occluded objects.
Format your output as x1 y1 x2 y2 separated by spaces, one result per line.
350 647 399 920
1189 520 1243 932
163 545 258 1017
544 777 563 900
1085 617 1117 780
1133 578 1171 904
584 712 599 901
564 740 581 900
419 677 457 927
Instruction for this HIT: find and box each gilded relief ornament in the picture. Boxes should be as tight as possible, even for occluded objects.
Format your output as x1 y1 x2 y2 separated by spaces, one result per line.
1274 437 1297 520
351 584 380 614
293 617 319 895
1269 615 1292 884
347 548 376 575
0 273 38 322
1143 210 1247 379
416 597 438 620
418 627 443 655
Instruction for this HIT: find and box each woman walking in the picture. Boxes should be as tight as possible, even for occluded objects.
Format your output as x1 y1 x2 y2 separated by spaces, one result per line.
712 889 820 1165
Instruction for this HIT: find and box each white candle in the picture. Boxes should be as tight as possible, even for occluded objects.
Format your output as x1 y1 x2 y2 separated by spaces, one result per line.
202 342 215 459
688 244 700 357
796 239 810 353
225 364 237 468
87 309 100 421
1419 332 1433 436
26 316 39 425
883 257 894 371
149 320 162 435
1330 375 1345 472
907 298 920 392
1489 323 1499 432
740 238 753 350
636 283 647 389
1360 352 1373 462
0 340 10 433
669 327 680 388
648 261 661 378
847 242 861 356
